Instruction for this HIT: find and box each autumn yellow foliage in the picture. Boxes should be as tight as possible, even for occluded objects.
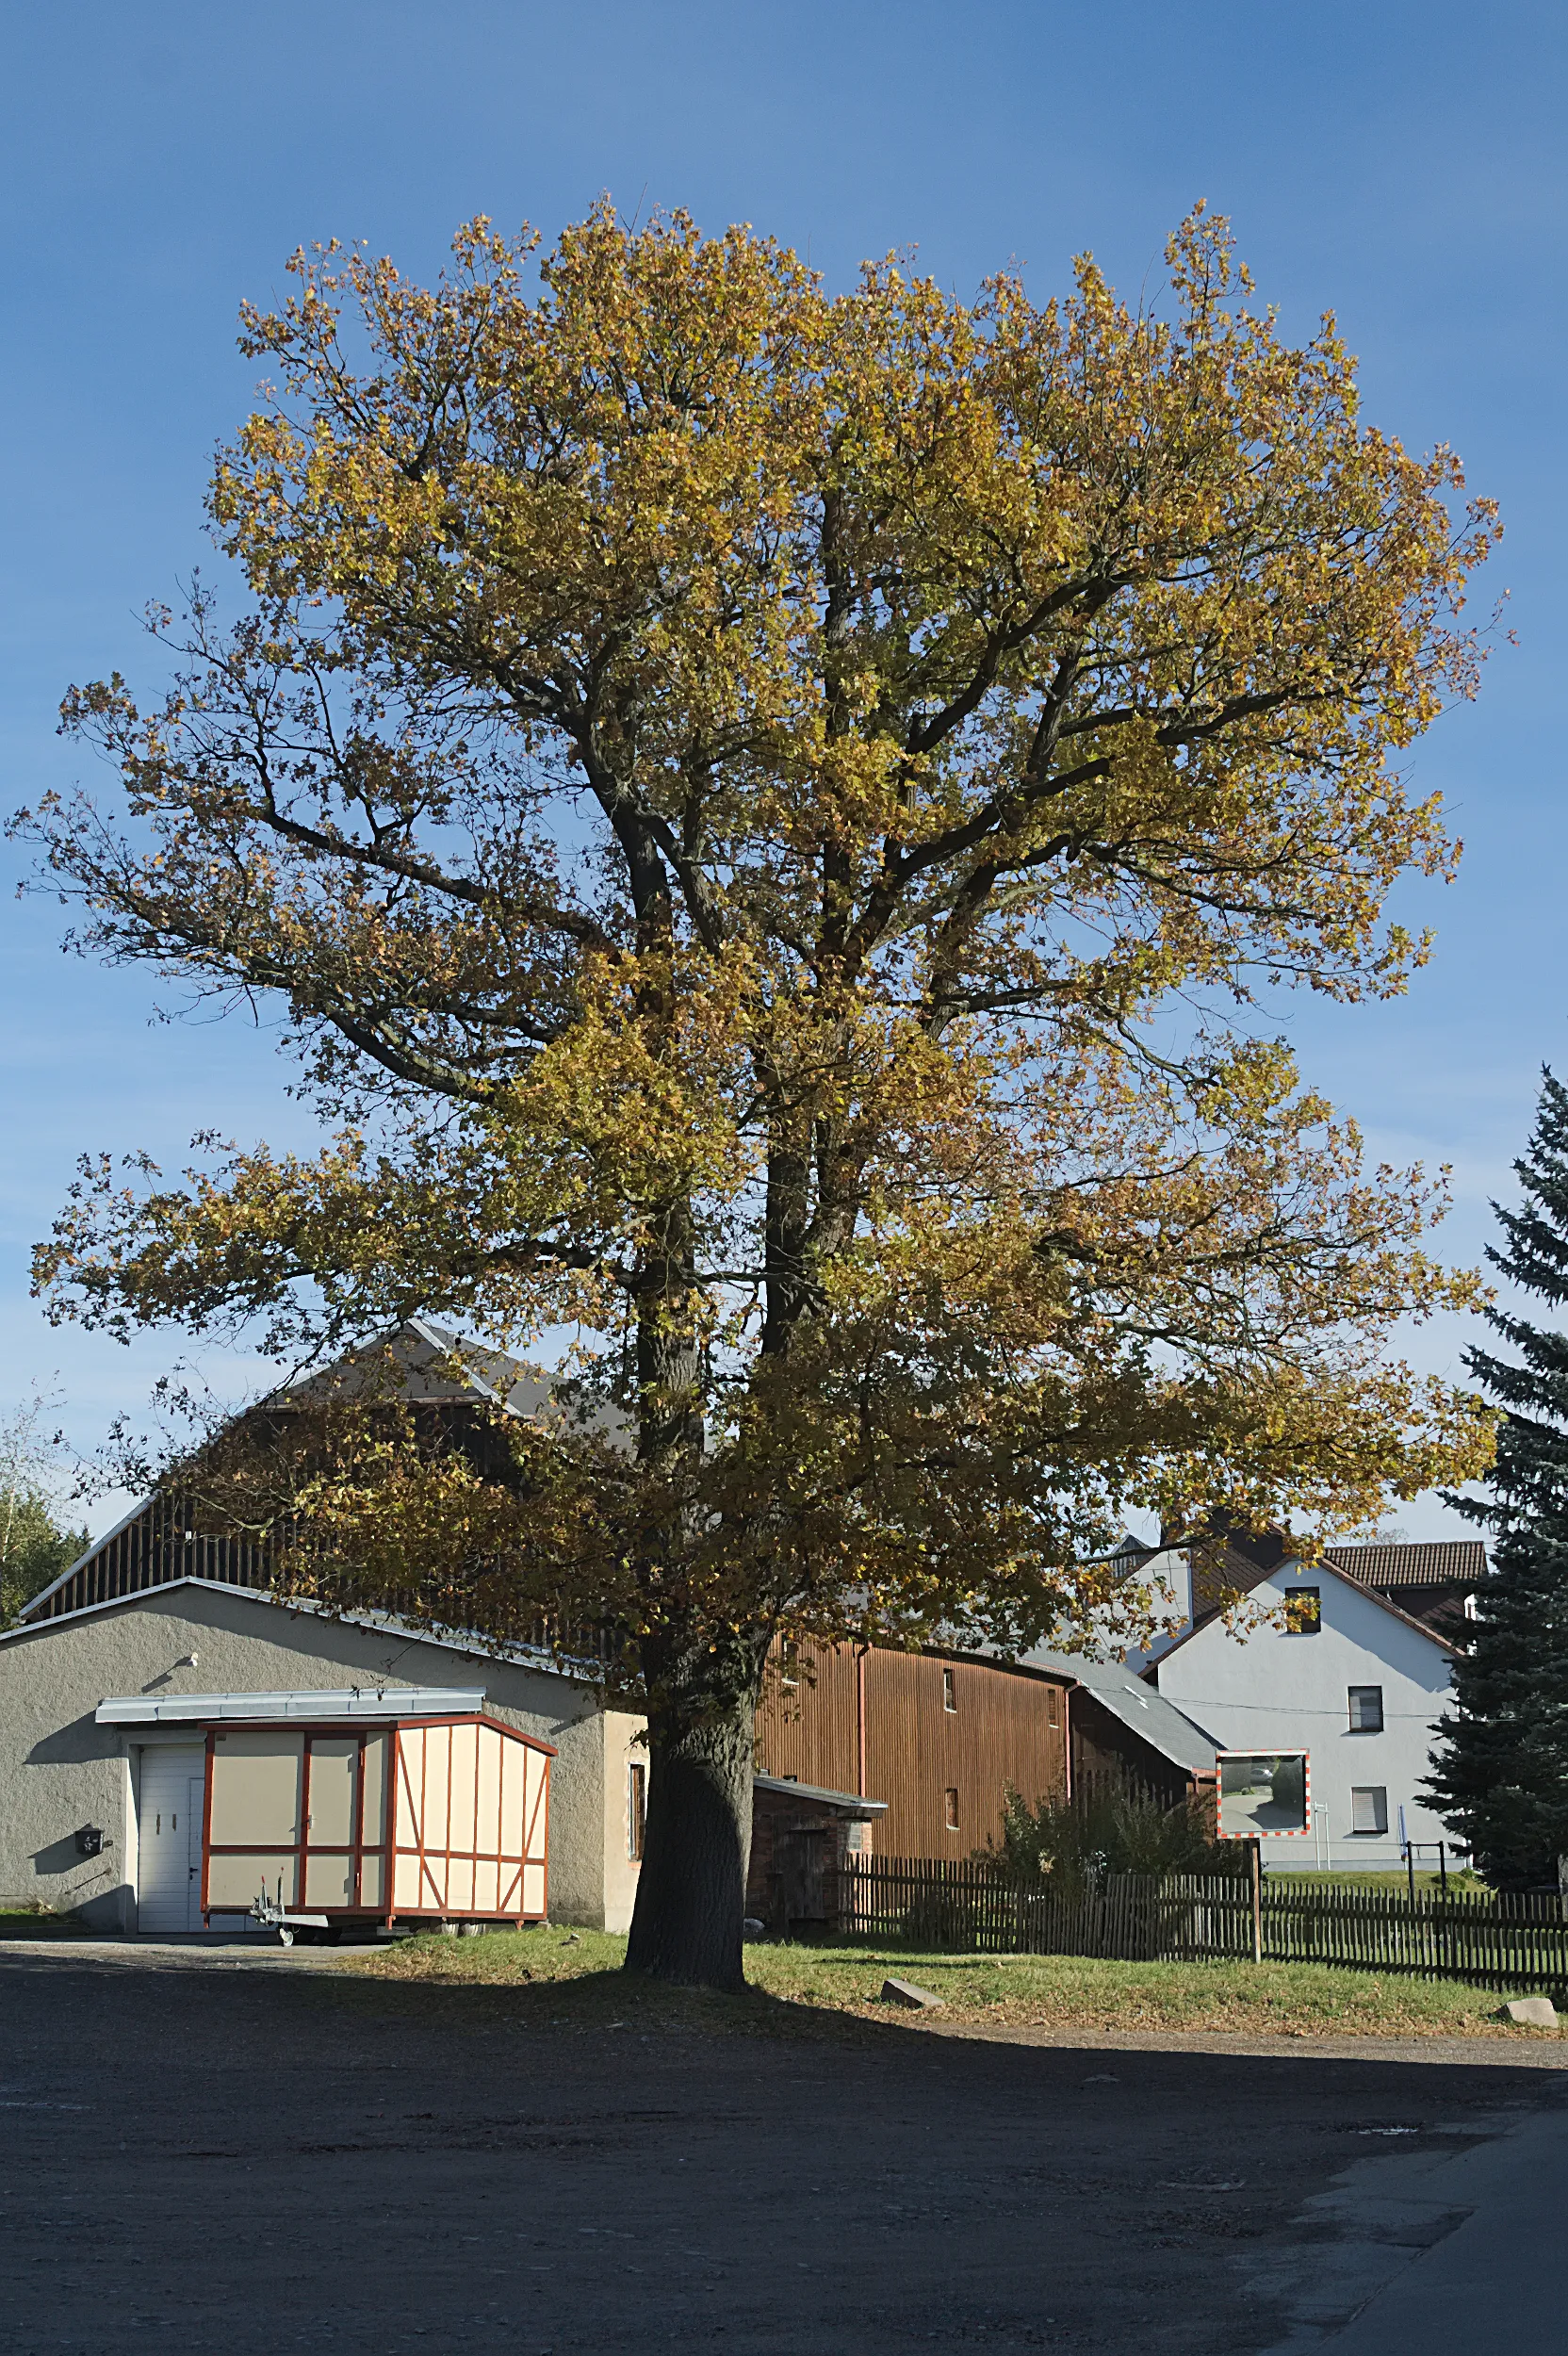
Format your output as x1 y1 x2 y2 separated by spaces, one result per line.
16 203 1498 1981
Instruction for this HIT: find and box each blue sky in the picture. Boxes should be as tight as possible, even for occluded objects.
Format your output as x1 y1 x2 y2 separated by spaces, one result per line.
2 0 1563 1537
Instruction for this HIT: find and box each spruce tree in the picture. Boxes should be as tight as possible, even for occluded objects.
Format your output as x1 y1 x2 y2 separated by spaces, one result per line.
1425 1070 1568 1888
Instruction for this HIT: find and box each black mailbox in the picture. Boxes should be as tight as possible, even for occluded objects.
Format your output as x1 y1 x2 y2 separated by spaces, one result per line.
74 1825 107 1858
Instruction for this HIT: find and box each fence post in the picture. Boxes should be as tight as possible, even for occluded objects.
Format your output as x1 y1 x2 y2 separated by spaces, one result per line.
1250 1838 1263 1966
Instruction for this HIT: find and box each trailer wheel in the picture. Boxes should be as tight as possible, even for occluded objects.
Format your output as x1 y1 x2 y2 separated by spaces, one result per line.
278 1927 295 1948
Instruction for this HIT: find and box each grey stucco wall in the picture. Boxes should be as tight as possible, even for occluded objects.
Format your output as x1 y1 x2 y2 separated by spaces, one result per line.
0 1581 615 1930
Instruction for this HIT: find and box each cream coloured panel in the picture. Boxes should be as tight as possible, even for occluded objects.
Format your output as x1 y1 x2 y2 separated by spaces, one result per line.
473 1857 498 1913
449 1722 478 1854
361 1733 389 1849
524 1749 547 1858
422 1726 450 1853
447 1856 475 1915
305 1854 353 1907
393 1729 422 1848
307 1738 357 1845
208 1851 298 1908
208 1733 303 1846
477 1726 503 1851
359 1852 384 1907
521 1861 545 1917
393 1850 424 1908
494 1734 517 1857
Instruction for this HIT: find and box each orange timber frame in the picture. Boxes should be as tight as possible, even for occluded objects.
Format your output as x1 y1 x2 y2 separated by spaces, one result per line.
197 1711 554 1929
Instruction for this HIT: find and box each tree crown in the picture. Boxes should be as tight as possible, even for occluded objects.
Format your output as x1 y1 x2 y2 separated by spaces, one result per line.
17 204 1497 1662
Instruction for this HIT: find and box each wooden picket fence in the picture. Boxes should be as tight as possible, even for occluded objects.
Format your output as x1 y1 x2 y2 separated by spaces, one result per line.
831 1856 1568 1992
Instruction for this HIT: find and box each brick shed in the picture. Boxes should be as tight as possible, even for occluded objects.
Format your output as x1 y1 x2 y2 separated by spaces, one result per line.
746 1773 888 1935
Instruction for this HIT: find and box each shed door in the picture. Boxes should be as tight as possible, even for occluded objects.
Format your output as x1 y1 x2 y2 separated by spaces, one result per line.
138 1745 205 1934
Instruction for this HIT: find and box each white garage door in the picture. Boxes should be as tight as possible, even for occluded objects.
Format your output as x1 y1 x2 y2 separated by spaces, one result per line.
138 1746 205 1933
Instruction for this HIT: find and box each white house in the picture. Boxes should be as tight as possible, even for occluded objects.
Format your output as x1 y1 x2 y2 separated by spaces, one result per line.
1149 1554 1461 1873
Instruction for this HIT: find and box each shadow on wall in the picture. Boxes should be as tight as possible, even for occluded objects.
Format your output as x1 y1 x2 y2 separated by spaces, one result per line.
30 1832 118 1890
24 1841 124 1928
26 1712 109 1768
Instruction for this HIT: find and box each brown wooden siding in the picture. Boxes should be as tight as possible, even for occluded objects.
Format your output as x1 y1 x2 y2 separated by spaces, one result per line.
756 1641 1070 1859
27 1496 271 1622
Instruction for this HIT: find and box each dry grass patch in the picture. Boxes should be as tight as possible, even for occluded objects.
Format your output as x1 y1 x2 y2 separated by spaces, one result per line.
353 1925 1560 2042
0 1906 89 1939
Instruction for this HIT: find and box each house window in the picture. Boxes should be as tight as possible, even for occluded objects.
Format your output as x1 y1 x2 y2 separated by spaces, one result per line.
942 1666 956 1714
943 1787 960 1833
1463 1593 1478 1621
628 1763 646 1861
1350 1786 1388 1836
780 1639 799 1691
1047 1686 1060 1730
1283 1586 1321 1635
1348 1686 1384 1733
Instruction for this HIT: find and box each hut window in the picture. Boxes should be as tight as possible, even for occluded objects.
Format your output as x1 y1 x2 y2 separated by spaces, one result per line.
1350 1786 1388 1836
943 1787 960 1832
1047 1687 1060 1729
942 1667 956 1714
628 1763 646 1861
1348 1686 1383 1733
780 1639 799 1691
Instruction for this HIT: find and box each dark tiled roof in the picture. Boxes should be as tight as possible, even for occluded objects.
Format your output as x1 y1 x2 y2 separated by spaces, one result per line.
1326 1541 1487 1588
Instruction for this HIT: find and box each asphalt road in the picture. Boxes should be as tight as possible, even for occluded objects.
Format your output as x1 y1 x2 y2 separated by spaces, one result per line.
2 1941 1564 2355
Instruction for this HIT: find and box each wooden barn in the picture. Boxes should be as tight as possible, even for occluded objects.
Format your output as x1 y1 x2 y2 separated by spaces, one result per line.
755 1638 1215 1863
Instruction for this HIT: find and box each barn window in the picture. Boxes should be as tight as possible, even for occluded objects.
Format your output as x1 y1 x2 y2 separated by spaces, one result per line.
1348 1686 1383 1733
628 1763 646 1861
942 1667 956 1713
943 1787 960 1832
1283 1587 1321 1635
1350 1786 1388 1836
1047 1686 1060 1729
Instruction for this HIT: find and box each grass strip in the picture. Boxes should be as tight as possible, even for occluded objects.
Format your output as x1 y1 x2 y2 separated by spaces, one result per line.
356 1924 1561 2041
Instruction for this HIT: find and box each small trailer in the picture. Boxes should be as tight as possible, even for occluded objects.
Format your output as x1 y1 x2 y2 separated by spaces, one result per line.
100 1689 554 1937
249 1884 331 1946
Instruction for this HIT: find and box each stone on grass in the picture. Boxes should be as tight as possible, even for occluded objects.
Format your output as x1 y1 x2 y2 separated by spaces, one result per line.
881 1975 945 2009
1498 1996 1559 2029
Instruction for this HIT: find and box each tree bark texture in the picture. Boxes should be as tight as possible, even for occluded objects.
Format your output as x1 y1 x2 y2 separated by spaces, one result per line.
623 1673 760 1992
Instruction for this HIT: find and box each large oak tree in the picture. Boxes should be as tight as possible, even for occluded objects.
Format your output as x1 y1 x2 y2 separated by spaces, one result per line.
20 205 1495 1986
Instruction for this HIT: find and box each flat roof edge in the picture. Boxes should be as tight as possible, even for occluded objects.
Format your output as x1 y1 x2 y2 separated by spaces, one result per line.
753 1772 889 1817
96 1686 489 1725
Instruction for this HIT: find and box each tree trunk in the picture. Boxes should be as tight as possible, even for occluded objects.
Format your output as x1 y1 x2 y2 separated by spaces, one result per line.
624 1663 760 1992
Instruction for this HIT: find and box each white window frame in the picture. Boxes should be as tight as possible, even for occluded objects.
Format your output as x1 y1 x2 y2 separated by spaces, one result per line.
1348 1685 1384 1734
1350 1785 1388 1836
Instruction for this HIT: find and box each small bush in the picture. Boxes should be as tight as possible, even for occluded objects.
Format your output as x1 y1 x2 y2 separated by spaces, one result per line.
980 1776 1242 1896
901 1890 973 1946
